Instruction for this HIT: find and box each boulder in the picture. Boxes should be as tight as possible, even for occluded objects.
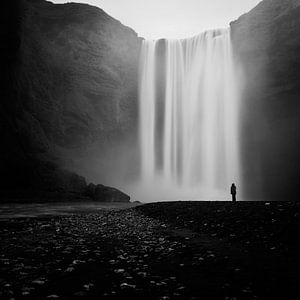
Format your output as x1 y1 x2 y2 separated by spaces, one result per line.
86 183 130 202
85 183 97 199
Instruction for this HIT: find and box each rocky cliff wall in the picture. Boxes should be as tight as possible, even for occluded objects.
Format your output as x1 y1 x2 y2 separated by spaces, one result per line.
0 0 141 199
231 0 300 200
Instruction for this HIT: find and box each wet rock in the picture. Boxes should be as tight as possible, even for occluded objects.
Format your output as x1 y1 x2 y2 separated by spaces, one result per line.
94 185 130 202
85 183 130 202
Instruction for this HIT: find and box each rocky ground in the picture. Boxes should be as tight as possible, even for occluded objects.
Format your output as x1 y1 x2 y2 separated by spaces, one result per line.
1 201 300 299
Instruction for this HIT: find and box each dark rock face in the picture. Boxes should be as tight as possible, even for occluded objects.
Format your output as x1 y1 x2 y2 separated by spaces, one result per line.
85 183 130 202
85 183 97 199
20 0 141 149
231 0 300 200
94 185 130 202
0 0 141 200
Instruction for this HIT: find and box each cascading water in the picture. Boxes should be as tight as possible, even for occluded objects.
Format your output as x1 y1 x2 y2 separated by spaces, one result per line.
138 29 241 201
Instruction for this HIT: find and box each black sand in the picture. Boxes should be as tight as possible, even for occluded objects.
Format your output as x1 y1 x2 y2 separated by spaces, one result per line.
1 201 300 299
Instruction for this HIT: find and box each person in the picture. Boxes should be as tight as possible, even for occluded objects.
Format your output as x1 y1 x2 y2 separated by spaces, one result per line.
231 183 237 202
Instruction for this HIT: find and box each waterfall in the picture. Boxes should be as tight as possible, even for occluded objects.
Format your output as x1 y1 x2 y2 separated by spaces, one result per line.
138 29 241 201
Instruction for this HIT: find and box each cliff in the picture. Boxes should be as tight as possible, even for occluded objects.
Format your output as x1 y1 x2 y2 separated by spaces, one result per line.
0 0 141 200
1 0 300 201
231 0 300 200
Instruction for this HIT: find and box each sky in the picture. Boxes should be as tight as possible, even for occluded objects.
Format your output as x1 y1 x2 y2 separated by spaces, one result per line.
51 0 262 39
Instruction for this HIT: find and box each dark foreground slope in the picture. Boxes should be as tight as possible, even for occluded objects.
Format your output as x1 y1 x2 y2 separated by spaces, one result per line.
0 0 140 200
1 201 300 299
231 0 300 200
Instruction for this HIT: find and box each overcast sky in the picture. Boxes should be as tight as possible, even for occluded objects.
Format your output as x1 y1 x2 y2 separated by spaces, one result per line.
51 0 262 39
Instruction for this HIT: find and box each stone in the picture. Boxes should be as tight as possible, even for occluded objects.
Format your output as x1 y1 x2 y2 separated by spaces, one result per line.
94 185 130 202
230 0 300 200
84 183 130 202
0 0 141 199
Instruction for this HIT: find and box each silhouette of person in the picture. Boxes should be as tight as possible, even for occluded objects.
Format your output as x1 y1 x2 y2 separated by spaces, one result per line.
231 183 237 202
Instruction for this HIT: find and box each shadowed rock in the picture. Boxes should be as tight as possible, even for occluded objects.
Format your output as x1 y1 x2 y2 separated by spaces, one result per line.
85 183 130 202
231 0 300 200
0 0 141 200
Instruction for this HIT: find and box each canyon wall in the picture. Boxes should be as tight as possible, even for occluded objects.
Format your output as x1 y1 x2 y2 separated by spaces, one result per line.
0 0 141 200
231 0 300 200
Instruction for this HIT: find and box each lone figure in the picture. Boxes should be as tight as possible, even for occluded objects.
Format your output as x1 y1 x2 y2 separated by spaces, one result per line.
231 183 237 202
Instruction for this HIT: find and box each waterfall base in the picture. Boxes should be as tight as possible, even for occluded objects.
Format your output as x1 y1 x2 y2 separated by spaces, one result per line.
137 29 241 202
